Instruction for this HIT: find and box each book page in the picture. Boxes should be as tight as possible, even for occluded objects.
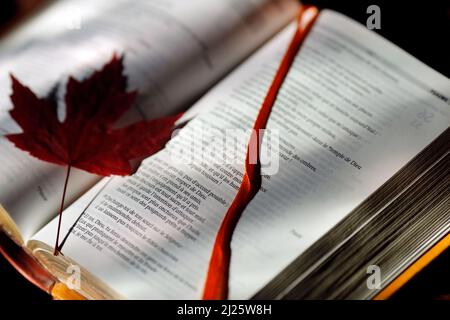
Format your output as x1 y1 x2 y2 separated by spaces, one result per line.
33 10 450 299
0 0 298 241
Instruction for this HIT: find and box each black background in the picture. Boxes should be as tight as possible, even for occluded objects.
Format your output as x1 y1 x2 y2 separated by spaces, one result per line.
0 0 449 301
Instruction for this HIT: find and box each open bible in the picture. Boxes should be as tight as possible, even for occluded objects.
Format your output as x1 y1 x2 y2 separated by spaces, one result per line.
0 0 449 300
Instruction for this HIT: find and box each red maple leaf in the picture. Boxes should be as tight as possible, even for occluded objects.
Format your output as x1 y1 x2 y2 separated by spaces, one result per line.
6 55 182 254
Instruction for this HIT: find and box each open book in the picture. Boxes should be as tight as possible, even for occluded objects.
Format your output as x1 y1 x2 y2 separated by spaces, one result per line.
0 0 449 300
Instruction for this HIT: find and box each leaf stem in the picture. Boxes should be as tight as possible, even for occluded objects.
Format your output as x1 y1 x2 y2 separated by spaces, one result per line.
54 165 71 256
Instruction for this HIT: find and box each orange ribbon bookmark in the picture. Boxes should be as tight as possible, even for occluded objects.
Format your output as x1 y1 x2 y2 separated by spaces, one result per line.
202 5 320 300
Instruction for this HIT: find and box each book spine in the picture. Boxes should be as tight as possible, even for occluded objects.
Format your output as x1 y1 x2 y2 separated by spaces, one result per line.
374 232 450 299
0 228 55 294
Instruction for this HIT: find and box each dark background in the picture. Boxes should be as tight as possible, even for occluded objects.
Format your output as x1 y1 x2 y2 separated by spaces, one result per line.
0 0 449 300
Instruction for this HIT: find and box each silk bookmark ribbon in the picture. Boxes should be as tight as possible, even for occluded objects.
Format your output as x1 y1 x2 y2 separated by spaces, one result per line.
202 5 320 300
